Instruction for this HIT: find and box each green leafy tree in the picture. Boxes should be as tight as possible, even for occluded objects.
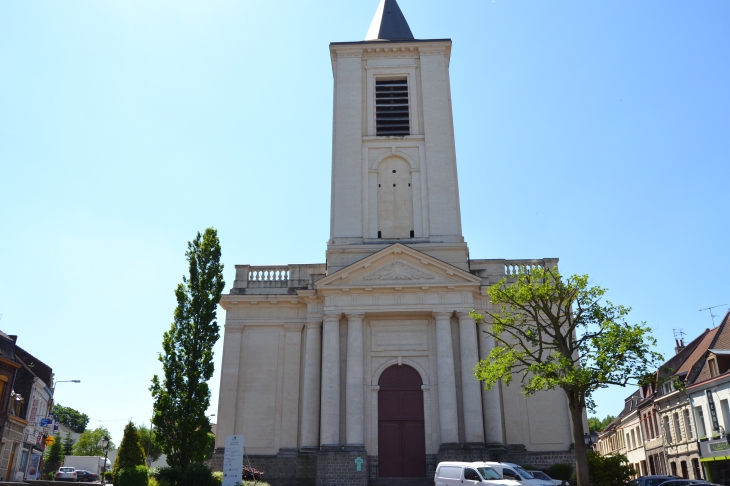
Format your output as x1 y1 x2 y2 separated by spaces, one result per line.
113 422 147 480
471 267 663 486
150 228 225 470
53 404 90 433
588 414 616 432
62 432 75 457
73 427 115 456
586 450 635 486
138 424 163 463
43 434 63 474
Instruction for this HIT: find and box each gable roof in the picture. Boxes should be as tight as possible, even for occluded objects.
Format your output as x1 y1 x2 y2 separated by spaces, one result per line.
690 310 730 385
670 327 717 376
365 0 414 41
315 243 481 291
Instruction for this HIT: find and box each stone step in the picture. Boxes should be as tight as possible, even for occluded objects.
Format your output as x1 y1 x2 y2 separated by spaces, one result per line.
370 478 432 486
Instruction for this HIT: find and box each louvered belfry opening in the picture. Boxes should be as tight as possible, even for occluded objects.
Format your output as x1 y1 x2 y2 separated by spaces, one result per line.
376 79 410 136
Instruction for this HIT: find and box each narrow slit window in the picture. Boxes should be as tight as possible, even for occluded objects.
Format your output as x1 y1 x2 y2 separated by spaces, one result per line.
376 79 410 136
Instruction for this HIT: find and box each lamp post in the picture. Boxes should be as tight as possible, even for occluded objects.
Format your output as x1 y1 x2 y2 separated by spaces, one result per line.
584 431 599 450
50 380 80 404
100 435 110 485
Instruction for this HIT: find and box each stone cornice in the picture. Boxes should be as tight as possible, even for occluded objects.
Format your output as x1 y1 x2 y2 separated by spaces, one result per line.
329 40 452 66
219 294 303 310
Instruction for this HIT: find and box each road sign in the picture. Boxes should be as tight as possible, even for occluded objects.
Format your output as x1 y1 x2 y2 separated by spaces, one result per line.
45 435 55 446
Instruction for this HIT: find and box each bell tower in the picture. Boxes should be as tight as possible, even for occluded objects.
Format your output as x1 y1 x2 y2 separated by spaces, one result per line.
327 0 467 273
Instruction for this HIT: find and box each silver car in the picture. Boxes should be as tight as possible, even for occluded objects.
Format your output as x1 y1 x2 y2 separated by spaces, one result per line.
55 467 78 482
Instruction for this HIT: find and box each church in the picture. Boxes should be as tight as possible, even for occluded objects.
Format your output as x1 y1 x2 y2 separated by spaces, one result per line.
213 1 576 485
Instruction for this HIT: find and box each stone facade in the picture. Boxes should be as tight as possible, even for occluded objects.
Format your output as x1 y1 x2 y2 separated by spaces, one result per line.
213 2 578 484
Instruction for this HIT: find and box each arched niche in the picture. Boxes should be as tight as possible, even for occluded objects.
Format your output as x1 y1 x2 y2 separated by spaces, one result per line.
377 156 414 239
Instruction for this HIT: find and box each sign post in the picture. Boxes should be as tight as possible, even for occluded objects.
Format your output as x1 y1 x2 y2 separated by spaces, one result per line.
223 435 244 486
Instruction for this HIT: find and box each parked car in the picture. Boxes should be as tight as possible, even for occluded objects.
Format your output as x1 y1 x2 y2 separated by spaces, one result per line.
482 462 554 486
630 476 681 486
435 461 523 486
529 470 568 486
75 469 100 482
55 466 78 482
656 480 714 486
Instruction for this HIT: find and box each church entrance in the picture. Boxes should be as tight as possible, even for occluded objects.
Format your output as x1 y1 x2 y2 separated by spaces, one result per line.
378 364 426 478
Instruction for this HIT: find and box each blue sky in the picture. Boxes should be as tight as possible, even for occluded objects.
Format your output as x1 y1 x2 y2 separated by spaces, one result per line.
1 0 728 445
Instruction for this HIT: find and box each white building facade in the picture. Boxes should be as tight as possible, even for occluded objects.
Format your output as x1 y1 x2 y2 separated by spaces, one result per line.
213 2 576 485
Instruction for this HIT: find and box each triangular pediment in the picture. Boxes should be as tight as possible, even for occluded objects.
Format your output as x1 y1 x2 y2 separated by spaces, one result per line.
316 244 481 291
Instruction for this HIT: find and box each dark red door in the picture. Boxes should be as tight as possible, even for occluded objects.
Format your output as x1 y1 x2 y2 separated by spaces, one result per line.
378 365 426 477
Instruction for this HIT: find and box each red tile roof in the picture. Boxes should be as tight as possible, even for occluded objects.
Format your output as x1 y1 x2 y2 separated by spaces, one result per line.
676 327 719 375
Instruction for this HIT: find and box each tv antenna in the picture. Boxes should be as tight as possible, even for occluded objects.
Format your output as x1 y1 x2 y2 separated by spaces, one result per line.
673 329 686 342
700 304 727 328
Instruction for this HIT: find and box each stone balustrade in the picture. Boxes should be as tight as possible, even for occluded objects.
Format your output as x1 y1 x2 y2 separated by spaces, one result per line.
503 259 546 276
469 258 559 286
230 263 327 295
248 266 290 283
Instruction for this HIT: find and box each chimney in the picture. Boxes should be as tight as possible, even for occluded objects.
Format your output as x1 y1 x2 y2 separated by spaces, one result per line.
675 339 685 355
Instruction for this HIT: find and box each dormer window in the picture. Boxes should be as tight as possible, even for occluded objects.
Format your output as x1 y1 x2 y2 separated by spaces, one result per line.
709 358 719 377
376 79 410 136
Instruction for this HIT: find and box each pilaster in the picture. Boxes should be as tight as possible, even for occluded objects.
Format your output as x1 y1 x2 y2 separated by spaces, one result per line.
300 320 323 451
457 312 486 446
434 311 459 445
320 313 342 448
345 312 365 447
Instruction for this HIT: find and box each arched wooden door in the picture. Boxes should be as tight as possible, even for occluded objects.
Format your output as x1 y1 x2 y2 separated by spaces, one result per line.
378 365 426 477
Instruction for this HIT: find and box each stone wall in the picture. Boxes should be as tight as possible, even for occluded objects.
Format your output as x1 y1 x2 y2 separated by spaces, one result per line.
316 451 368 486
503 445 576 470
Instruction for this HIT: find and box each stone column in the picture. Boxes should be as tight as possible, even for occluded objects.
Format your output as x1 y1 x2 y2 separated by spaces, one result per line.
320 313 341 448
457 312 486 445
300 320 322 451
477 319 505 447
434 311 459 445
345 313 365 447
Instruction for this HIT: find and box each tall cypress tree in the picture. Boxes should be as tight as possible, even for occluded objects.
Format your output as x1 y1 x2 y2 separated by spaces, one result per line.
150 228 224 470
62 432 75 457
44 434 63 475
113 422 146 479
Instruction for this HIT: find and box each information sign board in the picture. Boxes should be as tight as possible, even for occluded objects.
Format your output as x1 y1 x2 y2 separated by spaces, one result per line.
222 435 244 486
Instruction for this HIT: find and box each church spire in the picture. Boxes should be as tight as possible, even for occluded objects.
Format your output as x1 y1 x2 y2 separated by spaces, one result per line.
365 0 414 41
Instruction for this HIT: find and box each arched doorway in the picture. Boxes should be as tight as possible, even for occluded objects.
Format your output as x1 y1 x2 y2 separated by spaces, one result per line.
378 364 426 477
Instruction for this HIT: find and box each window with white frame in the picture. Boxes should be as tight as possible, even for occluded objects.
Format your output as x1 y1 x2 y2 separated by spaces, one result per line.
674 412 683 441
664 415 673 443
683 409 694 439
696 407 707 438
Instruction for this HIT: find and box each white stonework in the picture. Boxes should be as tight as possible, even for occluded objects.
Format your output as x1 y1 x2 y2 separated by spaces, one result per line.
214 5 574 478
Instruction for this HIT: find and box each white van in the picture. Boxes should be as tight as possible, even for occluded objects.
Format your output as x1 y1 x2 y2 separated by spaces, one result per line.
480 462 554 486
435 461 523 486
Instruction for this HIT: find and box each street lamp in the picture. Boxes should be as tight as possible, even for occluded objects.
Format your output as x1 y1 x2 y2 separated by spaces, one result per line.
100 436 110 485
584 431 599 449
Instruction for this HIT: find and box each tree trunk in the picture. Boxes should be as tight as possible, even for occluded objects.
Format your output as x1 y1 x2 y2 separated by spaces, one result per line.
567 395 590 486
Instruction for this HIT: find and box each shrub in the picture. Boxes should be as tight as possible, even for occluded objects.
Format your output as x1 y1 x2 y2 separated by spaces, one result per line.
212 471 222 486
117 465 149 486
586 451 635 486
114 422 147 481
547 463 574 481
148 478 161 486
181 462 215 486
152 466 182 486
105 470 114 480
